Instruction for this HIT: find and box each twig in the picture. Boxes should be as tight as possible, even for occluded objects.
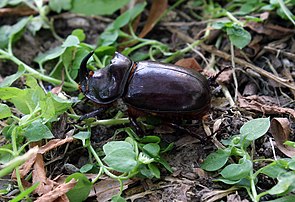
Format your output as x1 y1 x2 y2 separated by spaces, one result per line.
167 27 295 91
199 43 295 91
264 46 295 61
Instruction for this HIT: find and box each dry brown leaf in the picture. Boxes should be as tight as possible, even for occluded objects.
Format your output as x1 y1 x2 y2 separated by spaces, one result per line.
139 0 168 38
53 194 70 202
33 154 56 195
216 69 232 84
94 178 135 201
270 118 295 157
175 58 202 72
238 95 295 119
34 178 76 202
0 5 37 16
38 137 73 154
11 146 38 179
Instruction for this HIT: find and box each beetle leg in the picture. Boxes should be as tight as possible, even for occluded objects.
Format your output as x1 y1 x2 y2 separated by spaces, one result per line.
129 116 145 137
79 107 107 121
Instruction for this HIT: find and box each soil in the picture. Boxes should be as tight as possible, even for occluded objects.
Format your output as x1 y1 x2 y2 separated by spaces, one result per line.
1 2 295 202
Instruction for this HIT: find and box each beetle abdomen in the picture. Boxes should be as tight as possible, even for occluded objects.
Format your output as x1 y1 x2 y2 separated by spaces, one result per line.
123 61 211 114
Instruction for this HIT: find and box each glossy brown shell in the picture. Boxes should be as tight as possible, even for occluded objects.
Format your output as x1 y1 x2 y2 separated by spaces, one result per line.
122 61 211 118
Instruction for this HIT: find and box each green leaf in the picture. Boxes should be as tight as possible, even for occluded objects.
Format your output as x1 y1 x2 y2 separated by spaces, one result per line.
94 46 116 58
49 92 72 115
98 2 146 46
288 158 295 170
49 0 71 13
62 35 80 48
284 141 295 148
0 65 25 87
62 47 90 79
212 21 231 29
71 0 130 16
103 141 134 156
103 148 137 172
103 142 137 173
65 173 92 202
23 120 54 142
267 195 295 202
158 157 172 173
0 87 24 100
34 46 65 65
0 0 8 8
240 117 270 141
139 136 161 144
201 148 231 171
0 144 13 164
0 103 12 119
215 178 251 187
98 29 119 46
111 194 126 202
73 131 91 147
220 158 252 181
226 24 252 49
143 143 160 157
39 96 55 121
148 163 160 178
80 164 93 173
0 17 31 48
72 29 86 42
268 172 295 195
260 161 288 178
27 16 44 35
11 77 45 114
139 164 154 178
215 178 242 185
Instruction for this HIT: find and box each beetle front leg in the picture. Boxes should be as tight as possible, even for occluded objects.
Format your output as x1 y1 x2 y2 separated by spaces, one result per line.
79 107 107 121
129 116 145 137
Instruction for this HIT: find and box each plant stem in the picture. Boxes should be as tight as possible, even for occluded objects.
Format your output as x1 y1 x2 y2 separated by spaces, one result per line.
0 49 78 89
90 118 130 127
11 127 25 193
0 148 15 155
226 11 243 26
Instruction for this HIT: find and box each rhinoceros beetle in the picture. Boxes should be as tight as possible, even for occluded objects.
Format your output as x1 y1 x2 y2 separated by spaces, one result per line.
79 51 211 124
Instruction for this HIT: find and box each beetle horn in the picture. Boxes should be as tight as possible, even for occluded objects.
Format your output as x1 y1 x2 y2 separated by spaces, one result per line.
79 51 94 83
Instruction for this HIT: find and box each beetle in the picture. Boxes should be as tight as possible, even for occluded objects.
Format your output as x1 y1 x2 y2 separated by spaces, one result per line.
79 51 211 122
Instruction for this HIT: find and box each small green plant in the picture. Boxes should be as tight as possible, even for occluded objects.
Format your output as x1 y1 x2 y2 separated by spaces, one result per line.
211 12 252 49
72 127 172 201
201 117 295 202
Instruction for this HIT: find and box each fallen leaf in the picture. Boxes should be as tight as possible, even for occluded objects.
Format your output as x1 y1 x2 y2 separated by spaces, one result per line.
227 193 249 202
38 136 74 154
94 178 135 201
34 178 76 202
11 146 38 179
270 118 295 157
33 154 56 195
213 118 224 134
175 58 202 72
139 0 168 38
0 5 37 16
238 95 295 119
216 69 232 84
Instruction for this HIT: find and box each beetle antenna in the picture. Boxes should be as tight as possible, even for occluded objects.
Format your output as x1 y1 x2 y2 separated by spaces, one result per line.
79 51 94 82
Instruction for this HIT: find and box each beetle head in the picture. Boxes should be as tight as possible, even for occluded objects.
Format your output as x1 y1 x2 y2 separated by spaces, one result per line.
79 52 133 104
